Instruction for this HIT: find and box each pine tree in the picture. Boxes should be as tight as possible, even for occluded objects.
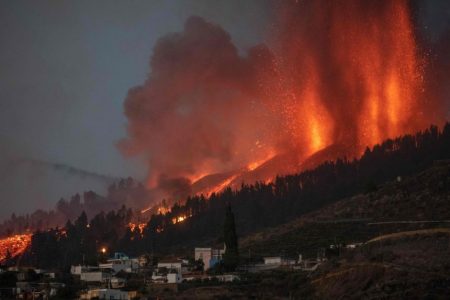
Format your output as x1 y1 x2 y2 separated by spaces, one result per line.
223 204 239 271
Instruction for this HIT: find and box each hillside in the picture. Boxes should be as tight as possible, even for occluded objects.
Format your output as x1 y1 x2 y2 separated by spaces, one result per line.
309 229 450 299
18 124 450 270
240 160 450 258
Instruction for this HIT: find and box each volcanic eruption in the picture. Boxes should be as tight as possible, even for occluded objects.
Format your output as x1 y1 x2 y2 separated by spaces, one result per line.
120 0 445 209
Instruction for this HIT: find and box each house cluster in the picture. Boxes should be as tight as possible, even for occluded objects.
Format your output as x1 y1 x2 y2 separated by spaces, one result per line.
72 245 237 299
72 252 141 300
151 246 231 284
0 265 65 299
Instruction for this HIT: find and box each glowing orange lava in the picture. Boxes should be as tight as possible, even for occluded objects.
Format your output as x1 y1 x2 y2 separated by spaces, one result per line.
171 214 191 224
0 234 32 262
128 222 147 235
247 150 276 171
269 0 426 157
138 0 441 212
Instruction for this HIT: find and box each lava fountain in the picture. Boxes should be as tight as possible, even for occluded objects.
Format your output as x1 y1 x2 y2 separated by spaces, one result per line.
122 0 444 207
266 0 428 158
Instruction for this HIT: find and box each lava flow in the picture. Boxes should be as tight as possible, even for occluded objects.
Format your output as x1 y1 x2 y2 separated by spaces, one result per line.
0 233 32 262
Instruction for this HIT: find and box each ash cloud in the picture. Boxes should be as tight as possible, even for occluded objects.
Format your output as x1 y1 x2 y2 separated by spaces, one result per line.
120 2 448 204
119 16 276 195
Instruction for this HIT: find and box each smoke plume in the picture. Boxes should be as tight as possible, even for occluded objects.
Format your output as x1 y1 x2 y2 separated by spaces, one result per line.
119 16 276 192
121 1 447 203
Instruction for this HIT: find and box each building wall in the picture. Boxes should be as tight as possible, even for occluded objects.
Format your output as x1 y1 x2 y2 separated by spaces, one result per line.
195 248 212 270
264 257 282 265
80 272 110 282
157 262 182 273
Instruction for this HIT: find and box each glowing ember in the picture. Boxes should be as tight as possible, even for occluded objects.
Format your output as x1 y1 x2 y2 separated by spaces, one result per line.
128 222 147 234
141 205 171 215
172 214 190 224
0 234 32 262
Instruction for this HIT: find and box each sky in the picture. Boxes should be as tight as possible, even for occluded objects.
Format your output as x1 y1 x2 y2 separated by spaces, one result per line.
0 0 271 219
0 0 448 219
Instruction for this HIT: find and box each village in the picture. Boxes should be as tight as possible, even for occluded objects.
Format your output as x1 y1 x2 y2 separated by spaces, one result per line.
0 241 364 299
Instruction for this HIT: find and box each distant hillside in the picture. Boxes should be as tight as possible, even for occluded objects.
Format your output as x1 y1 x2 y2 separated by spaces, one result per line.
0 156 118 221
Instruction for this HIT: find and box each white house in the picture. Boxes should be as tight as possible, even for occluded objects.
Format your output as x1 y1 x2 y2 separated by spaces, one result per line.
263 256 296 266
80 271 111 283
195 247 225 270
70 265 97 276
157 260 183 274
195 248 212 270
151 271 182 284
167 272 182 284
99 252 139 273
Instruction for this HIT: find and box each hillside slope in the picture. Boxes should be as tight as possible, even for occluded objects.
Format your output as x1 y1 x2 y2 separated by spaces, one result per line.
240 160 450 258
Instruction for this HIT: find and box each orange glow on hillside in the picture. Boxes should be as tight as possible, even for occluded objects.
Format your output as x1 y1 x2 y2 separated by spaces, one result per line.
0 234 32 262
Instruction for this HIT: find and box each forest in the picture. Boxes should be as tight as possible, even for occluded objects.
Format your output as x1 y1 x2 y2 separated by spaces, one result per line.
17 123 450 269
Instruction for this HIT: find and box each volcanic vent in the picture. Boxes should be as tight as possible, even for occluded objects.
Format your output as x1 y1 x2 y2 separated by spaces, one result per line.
120 0 445 209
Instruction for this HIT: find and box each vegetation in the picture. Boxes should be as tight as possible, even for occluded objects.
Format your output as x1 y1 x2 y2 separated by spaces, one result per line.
222 205 239 271
20 123 450 269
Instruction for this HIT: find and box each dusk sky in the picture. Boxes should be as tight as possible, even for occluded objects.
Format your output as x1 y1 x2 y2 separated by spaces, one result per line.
0 0 448 219
0 0 271 218
0 0 270 178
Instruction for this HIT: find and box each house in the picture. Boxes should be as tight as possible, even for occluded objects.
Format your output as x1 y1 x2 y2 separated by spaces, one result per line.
157 259 184 274
195 247 225 270
167 272 182 283
152 261 184 284
195 248 212 270
71 265 97 276
99 252 139 273
151 272 182 284
80 270 112 283
264 256 296 266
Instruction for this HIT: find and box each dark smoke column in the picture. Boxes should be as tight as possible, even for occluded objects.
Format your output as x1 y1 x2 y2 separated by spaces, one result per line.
119 16 274 200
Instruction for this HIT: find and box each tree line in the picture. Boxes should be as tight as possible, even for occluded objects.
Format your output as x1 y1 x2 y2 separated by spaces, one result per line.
20 123 450 269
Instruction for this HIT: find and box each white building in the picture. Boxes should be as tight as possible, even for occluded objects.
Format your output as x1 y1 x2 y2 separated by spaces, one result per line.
99 252 139 274
70 265 97 276
167 272 182 284
263 256 296 266
157 260 183 274
195 248 212 269
195 247 225 270
80 271 111 283
151 271 183 284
